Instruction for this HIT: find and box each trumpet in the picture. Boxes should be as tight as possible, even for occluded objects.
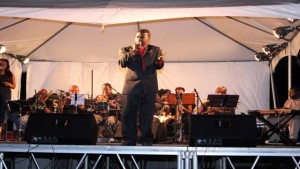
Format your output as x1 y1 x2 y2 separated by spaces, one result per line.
96 94 109 102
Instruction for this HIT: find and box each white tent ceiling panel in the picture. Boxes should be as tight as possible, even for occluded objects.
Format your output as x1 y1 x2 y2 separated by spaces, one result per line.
0 4 300 24
0 15 299 63
140 18 254 62
30 22 137 62
0 19 66 56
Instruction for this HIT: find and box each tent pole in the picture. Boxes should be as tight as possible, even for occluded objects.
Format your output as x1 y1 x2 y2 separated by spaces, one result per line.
288 41 292 91
270 64 277 108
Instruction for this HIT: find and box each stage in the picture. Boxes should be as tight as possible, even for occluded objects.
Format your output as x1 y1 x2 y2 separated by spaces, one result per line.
1 141 300 169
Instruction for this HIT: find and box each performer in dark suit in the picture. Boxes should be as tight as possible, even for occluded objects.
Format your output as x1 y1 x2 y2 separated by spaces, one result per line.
118 29 164 146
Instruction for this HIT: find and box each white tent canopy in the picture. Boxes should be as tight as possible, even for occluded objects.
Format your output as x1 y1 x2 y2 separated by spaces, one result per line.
1 0 300 114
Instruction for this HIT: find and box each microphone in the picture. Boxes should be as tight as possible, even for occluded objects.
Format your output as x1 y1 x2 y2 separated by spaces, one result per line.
136 41 142 49
75 93 77 101
112 87 120 94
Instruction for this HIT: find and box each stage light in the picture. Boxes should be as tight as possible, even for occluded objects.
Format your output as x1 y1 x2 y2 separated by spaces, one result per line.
255 52 270 62
262 43 287 56
15 55 29 64
287 18 297 23
2 53 29 64
273 25 300 39
0 44 6 54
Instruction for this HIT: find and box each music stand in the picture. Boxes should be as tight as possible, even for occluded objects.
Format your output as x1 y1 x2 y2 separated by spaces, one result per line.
71 94 85 114
70 94 85 106
206 94 239 107
167 93 195 105
6 100 31 141
7 100 31 114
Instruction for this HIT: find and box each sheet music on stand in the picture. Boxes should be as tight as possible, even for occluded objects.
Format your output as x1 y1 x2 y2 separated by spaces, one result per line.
206 94 239 107
70 94 85 106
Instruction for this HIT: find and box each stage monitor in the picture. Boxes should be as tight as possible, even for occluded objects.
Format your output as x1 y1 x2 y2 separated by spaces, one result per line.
24 113 98 145
189 115 257 147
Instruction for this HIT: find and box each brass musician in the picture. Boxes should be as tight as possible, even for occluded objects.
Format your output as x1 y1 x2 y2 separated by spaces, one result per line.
94 83 121 140
94 83 121 113
27 89 52 113
60 85 86 114
174 87 194 117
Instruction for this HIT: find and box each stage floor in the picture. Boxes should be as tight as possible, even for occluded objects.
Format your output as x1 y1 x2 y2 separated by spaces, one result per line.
1 141 300 169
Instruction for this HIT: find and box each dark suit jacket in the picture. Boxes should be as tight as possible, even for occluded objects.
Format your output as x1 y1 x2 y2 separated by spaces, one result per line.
118 44 164 95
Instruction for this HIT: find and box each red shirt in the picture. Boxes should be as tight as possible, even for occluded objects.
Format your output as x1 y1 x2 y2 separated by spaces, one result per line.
139 45 147 71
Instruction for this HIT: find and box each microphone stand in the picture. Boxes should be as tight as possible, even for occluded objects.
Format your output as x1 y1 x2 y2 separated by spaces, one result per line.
91 70 94 112
111 88 121 140
17 102 22 141
33 90 38 113
8 101 22 141
111 87 120 122
74 94 78 114
194 88 206 113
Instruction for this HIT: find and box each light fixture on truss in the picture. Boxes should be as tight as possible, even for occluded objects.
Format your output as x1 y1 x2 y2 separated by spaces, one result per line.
254 52 271 62
273 25 300 39
0 44 6 54
2 53 30 64
262 42 288 56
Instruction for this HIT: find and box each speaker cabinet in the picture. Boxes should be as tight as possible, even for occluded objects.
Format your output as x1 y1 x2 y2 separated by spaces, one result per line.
189 115 257 147
25 113 98 145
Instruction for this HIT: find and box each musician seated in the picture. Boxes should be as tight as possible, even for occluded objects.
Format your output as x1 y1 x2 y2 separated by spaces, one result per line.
61 85 86 114
168 87 194 140
197 86 236 115
152 89 171 142
15 89 53 134
94 83 121 140
27 89 52 113
267 87 300 144
154 89 173 123
94 83 121 115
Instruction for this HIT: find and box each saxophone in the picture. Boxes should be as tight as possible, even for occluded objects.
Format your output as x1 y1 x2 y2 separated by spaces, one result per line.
175 92 184 143
175 93 184 123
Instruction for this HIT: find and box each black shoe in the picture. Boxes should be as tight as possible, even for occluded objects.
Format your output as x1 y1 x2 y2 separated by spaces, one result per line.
121 140 136 146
